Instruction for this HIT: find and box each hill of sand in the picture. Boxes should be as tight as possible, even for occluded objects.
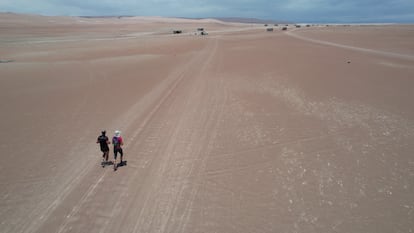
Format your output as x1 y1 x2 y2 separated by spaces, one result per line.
1 13 414 233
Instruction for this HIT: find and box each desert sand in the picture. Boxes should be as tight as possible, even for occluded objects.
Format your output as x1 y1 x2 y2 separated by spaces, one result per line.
1 13 414 233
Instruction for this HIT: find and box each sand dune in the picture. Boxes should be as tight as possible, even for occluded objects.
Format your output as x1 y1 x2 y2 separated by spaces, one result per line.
1 13 413 233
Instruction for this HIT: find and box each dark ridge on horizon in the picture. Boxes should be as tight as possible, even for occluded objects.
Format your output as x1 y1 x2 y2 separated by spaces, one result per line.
78 15 291 24
211 17 292 24
78 15 293 24
1 12 292 23
79 15 134 19
162 16 292 24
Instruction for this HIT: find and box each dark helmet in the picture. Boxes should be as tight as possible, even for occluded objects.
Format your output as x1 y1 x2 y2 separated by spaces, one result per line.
101 130 106 135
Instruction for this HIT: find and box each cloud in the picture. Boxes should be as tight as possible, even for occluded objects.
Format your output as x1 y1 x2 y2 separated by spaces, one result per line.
0 0 413 22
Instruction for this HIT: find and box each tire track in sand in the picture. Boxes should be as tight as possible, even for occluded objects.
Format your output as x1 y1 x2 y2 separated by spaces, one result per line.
52 58 191 233
33 43 195 233
50 38 220 233
98 37 225 233
286 29 414 61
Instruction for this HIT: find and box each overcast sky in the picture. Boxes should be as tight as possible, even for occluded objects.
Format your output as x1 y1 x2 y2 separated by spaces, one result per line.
1 0 413 23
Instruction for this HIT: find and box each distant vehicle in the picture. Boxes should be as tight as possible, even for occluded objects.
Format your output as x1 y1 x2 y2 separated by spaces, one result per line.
264 24 268 27
282 27 288 31
173 30 182 34
295 25 301 28
197 28 204 31
201 31 208 35
274 24 278 26
267 28 274 32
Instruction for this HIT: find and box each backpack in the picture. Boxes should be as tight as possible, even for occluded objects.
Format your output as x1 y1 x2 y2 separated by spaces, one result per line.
113 136 120 148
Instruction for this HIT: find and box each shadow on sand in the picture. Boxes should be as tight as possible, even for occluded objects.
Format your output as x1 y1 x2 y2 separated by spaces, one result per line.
101 161 114 167
102 160 127 170
117 161 127 168
0 59 14 63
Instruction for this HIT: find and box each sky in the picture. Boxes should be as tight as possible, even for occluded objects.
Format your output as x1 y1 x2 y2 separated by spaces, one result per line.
1 0 414 23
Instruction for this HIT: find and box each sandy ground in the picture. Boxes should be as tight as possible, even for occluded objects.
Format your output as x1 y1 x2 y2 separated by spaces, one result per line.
1 13 414 233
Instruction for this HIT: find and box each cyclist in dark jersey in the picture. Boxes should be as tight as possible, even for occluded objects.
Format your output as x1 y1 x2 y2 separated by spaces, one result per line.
97 130 110 163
